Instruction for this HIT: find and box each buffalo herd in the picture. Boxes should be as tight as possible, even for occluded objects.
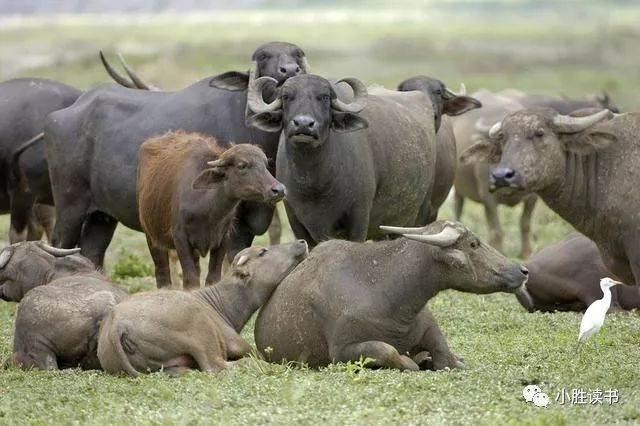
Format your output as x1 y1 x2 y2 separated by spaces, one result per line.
0 40 638 374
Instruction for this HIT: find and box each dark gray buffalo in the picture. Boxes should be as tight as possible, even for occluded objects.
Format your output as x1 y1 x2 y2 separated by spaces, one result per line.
255 220 529 370
44 42 309 267
0 78 81 242
247 74 438 245
461 108 640 287
397 76 481 221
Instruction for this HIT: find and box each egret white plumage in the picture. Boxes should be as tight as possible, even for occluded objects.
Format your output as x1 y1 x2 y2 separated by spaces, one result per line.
577 277 623 346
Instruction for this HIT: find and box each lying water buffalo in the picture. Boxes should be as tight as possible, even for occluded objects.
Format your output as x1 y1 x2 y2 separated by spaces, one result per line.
138 131 285 288
0 241 92 302
248 74 438 245
7 274 126 370
518 234 640 312
255 220 529 370
397 76 482 221
461 108 640 287
98 240 308 375
0 78 81 242
44 42 309 267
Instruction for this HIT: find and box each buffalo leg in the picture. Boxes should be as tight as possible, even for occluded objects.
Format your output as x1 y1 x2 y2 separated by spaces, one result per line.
205 247 225 286
268 207 282 245
453 191 464 221
8 190 35 243
519 195 537 259
174 234 200 290
624 237 640 287
345 210 369 242
51 193 91 249
32 204 56 242
79 212 118 268
413 308 464 370
284 202 316 247
333 341 419 371
146 235 172 289
483 196 503 253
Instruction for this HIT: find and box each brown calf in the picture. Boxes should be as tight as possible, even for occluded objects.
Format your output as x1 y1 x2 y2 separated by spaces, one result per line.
137 131 285 289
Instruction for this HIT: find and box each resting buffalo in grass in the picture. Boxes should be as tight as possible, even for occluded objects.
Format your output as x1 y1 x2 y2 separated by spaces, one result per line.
461 108 640 287
397 77 481 222
98 241 307 376
518 234 640 312
0 241 93 302
255 220 529 371
45 42 309 267
0 78 80 242
138 131 285 288
248 74 439 245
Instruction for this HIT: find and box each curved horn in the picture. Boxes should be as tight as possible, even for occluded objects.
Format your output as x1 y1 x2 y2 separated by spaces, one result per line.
379 225 427 236
402 225 462 248
118 53 152 91
247 76 282 114
331 78 367 113
552 109 612 134
488 121 503 139
100 51 135 88
0 247 13 269
445 83 467 98
36 241 81 257
207 158 227 167
248 60 258 83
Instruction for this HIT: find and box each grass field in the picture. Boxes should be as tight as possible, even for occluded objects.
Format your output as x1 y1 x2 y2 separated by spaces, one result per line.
1 4 640 425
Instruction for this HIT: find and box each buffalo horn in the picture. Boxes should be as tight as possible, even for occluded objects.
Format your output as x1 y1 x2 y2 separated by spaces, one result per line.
552 109 612 134
247 76 282 114
331 78 367 113
36 241 81 257
402 225 461 247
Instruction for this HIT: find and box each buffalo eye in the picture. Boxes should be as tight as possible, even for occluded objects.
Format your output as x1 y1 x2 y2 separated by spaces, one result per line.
534 128 545 138
258 247 269 256
257 52 270 61
236 162 248 170
433 89 442 96
319 94 330 102
282 94 290 102
470 240 480 249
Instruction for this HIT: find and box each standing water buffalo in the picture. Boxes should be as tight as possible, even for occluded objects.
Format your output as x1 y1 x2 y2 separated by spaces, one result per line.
138 131 285 288
0 78 81 242
255 220 529 370
0 241 93 302
44 42 309 267
461 108 640 287
518 233 640 312
98 241 308 376
248 74 437 245
397 76 482 222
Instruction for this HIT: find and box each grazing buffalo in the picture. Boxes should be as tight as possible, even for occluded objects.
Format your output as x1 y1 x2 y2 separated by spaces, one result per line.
255 220 529 370
248 74 438 245
44 42 309 267
138 131 285 288
518 234 640 312
7 274 126 370
0 241 92 302
0 78 81 242
461 108 640 287
98 241 308 376
397 76 482 221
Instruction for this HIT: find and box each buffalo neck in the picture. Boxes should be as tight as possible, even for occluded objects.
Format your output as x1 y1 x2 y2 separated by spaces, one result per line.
194 278 257 332
281 134 341 195
537 152 601 238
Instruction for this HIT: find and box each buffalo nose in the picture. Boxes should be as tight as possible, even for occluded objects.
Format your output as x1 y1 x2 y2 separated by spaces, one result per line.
490 167 519 190
292 116 316 131
520 266 529 276
279 63 301 76
271 183 286 199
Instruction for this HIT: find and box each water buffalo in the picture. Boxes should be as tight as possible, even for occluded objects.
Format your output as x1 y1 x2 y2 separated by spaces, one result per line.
0 78 81 242
518 233 640 312
461 108 640 287
6 274 126 370
44 42 309 267
98 241 308 376
0 241 92 302
255 220 529 370
397 76 482 221
138 131 285 288
247 74 438 245
499 89 619 115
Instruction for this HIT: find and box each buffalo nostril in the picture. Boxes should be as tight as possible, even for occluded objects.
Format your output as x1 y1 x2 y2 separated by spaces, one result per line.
505 169 516 180
297 239 306 244
307 120 315 128
271 184 286 197
295 66 301 73
520 266 529 276
279 67 287 74
293 119 299 127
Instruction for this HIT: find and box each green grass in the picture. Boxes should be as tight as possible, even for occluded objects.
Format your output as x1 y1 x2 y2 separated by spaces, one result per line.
1 6 639 424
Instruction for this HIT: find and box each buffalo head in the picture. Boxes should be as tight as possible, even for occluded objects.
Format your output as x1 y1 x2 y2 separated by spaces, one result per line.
460 108 616 195
397 76 481 131
246 74 369 148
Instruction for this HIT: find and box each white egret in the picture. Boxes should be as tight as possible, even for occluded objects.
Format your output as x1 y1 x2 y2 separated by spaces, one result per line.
577 277 623 346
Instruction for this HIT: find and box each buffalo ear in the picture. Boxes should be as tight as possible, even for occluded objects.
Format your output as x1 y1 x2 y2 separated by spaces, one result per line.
331 112 368 133
560 122 617 155
459 140 502 165
246 112 283 133
209 71 250 91
433 248 468 268
443 95 482 116
192 168 226 189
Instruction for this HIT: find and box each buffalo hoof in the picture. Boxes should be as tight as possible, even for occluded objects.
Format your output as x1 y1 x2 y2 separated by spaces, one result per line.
413 351 466 371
